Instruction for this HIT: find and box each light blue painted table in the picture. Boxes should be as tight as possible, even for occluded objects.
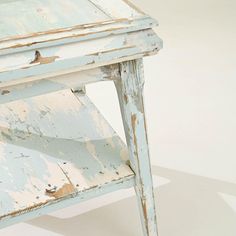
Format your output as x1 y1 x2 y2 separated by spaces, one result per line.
0 0 162 235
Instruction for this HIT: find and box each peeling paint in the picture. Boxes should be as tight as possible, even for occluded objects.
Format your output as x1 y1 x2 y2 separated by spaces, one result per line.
45 183 75 198
117 59 158 236
0 90 134 223
1 90 10 95
0 1 161 234
0 29 162 84
30 50 59 65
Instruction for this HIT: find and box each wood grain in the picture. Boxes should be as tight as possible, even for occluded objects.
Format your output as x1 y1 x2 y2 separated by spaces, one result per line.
0 89 134 224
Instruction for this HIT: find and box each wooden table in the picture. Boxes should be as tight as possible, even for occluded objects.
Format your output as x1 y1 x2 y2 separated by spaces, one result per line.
0 0 162 235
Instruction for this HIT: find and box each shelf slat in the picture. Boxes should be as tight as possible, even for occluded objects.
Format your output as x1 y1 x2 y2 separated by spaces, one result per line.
0 89 134 224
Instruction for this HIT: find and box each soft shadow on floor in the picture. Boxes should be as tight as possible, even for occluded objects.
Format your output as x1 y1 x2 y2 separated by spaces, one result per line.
27 166 236 236
153 166 236 236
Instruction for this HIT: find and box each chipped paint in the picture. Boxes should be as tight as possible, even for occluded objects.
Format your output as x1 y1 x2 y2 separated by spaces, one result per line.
116 59 158 236
0 90 134 225
0 64 120 104
1 90 10 95
45 183 76 198
124 94 128 104
0 1 161 234
131 114 137 148
30 50 59 65
0 29 162 86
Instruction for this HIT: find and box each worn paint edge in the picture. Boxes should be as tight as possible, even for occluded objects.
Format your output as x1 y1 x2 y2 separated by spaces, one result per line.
0 175 135 229
0 50 158 89
0 65 119 104
0 35 162 89
0 16 158 56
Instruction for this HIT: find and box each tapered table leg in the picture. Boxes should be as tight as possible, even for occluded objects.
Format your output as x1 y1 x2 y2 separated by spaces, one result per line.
115 59 158 236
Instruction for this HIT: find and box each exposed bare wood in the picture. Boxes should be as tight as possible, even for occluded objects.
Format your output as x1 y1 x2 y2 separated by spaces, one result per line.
30 50 59 65
0 89 134 224
0 29 162 87
115 59 158 236
0 0 161 234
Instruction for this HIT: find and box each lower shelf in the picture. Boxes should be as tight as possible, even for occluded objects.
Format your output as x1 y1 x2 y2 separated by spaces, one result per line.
0 89 134 227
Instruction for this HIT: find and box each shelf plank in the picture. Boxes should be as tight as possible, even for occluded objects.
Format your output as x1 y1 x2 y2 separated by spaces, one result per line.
0 89 134 223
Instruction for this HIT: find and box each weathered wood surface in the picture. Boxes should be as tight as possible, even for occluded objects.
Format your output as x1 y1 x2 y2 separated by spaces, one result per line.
0 0 109 40
0 0 143 39
0 0 157 54
1 174 134 229
0 89 134 224
0 64 120 104
0 29 162 87
0 0 162 234
115 59 158 236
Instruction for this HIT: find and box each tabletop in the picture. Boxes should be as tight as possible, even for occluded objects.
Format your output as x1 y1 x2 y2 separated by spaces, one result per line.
0 0 162 86
0 0 156 49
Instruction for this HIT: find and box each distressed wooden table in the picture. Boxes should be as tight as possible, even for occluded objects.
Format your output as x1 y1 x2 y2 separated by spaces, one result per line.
0 0 162 235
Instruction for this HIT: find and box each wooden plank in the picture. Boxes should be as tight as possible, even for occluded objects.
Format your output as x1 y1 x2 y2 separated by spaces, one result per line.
0 29 162 87
0 145 76 220
0 17 157 55
0 89 134 225
115 59 158 236
0 175 134 229
0 0 158 55
0 64 120 104
0 0 111 40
